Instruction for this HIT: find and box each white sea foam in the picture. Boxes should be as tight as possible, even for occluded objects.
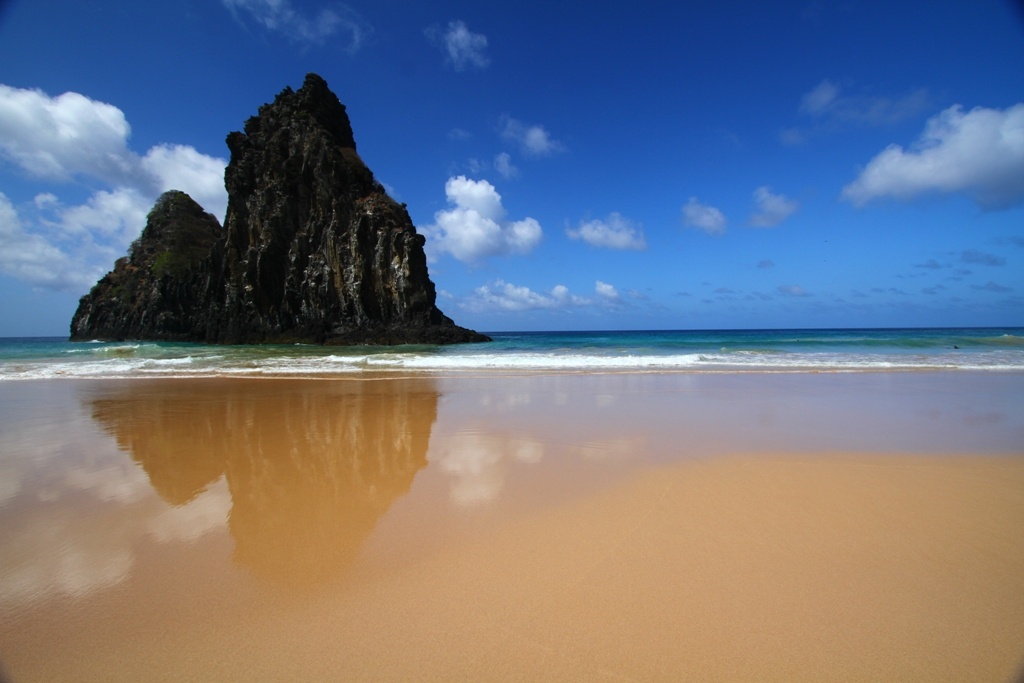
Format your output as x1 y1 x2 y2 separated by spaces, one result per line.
2 331 1023 380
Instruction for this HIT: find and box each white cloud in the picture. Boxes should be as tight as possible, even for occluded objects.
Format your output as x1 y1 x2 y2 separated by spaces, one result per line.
223 0 370 50
0 84 227 292
493 152 518 179
429 19 489 71
777 284 810 297
423 176 542 263
141 144 229 220
799 79 841 115
567 212 647 250
52 188 149 241
33 192 58 209
595 280 620 301
681 197 727 235
0 87 227 213
749 186 798 227
463 280 576 312
461 279 620 313
841 103 1024 209
0 84 134 184
500 116 565 157
445 175 502 216
0 192 101 291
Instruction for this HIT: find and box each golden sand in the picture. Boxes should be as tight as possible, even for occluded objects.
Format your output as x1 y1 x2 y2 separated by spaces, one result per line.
1 373 1022 681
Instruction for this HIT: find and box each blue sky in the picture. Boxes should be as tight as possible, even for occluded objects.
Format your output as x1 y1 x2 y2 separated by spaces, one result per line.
1 0 1022 336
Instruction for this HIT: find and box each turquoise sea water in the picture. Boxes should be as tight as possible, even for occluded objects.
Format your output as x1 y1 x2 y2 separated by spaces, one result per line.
0 328 1022 379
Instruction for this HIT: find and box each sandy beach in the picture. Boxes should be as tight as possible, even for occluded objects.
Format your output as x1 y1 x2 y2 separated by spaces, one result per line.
1 371 1023 681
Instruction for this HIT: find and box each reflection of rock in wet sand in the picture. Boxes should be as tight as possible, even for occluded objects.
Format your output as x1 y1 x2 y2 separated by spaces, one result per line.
89 379 436 588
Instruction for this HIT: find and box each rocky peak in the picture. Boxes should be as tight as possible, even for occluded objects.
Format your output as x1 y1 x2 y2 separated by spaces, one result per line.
71 74 489 345
131 190 221 277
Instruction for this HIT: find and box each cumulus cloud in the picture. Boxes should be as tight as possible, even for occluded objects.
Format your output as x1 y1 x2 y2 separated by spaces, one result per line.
749 186 799 227
223 0 371 50
0 86 227 218
595 280 620 301
681 197 727 235
777 284 810 297
427 19 489 70
500 116 565 157
0 85 134 183
461 280 617 313
566 212 646 250
0 84 227 291
841 103 1024 209
422 176 542 263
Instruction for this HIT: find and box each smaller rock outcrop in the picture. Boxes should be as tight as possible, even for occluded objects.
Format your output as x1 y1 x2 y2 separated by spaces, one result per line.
71 74 489 346
70 191 222 341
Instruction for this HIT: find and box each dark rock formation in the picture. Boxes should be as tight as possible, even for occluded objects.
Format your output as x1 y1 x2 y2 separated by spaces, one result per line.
68 191 223 341
71 73 489 345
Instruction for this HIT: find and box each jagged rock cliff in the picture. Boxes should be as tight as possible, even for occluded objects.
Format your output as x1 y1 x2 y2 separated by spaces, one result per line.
71 74 489 345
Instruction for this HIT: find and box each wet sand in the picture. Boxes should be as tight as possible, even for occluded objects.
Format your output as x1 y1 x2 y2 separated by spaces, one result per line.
1 372 1023 681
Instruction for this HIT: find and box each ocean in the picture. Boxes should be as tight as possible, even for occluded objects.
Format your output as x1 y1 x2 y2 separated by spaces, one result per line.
0 328 1021 379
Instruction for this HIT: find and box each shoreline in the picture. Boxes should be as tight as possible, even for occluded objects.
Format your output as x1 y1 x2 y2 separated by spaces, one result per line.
4 364 1024 383
2 327 1021 380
